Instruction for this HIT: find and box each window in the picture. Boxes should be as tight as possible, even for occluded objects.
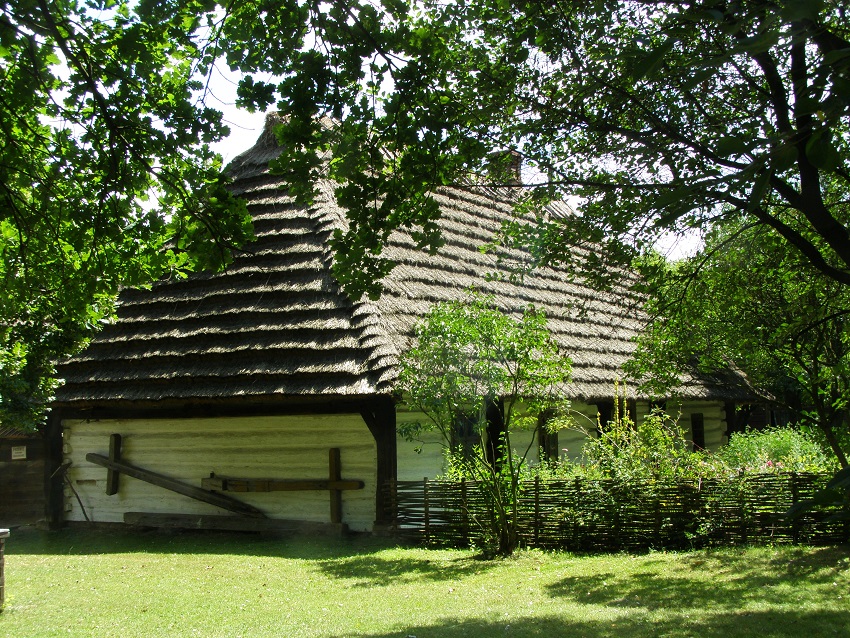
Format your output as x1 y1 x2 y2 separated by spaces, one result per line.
451 410 480 458
691 413 705 451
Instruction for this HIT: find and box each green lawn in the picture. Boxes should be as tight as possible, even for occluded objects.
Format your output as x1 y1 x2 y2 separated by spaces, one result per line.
1 526 848 637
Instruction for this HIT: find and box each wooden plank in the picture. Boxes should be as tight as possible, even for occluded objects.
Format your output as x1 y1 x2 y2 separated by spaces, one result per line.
86 453 266 518
105 433 122 496
329 447 342 524
65 415 377 530
124 512 348 535
201 477 364 492
46 412 65 530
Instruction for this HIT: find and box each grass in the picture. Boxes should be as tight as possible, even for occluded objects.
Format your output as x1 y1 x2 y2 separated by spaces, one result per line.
0 526 848 637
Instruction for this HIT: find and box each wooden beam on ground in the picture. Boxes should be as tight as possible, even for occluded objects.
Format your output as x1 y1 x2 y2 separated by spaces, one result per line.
123 512 348 536
86 453 266 518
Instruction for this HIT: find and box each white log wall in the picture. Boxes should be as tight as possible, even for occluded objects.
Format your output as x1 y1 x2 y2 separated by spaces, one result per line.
396 400 729 478
665 400 728 450
557 402 600 462
396 410 446 481
62 415 377 531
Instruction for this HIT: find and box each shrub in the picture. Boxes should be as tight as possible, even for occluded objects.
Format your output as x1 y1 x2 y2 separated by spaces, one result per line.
576 396 711 481
716 426 836 473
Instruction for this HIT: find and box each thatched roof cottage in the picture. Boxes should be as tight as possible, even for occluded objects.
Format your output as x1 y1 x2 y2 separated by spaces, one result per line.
48 116 752 532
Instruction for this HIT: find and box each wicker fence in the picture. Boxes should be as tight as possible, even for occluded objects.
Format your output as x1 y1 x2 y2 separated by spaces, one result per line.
386 473 849 551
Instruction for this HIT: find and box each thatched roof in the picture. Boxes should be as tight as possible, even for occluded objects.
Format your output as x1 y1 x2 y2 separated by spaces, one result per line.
53 115 751 409
0 426 40 439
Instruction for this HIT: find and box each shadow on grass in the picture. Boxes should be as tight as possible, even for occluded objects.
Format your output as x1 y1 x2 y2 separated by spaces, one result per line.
314 553 493 586
547 545 850 613
6 525 498 584
2 525 404 560
325 609 850 638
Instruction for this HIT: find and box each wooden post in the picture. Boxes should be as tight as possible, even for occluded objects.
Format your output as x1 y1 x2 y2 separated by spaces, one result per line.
534 475 541 547
361 398 397 528
45 411 65 530
106 434 122 496
654 494 662 543
423 477 430 544
329 448 343 525
790 472 800 544
461 479 469 544
739 478 748 545
0 529 7 612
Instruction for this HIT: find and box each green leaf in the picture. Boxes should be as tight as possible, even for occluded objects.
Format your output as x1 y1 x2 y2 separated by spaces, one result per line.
771 142 798 171
780 0 824 22
633 37 675 82
715 136 749 157
805 130 841 170
747 170 771 211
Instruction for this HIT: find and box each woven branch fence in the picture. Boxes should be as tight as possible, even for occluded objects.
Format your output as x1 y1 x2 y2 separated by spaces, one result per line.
386 473 849 551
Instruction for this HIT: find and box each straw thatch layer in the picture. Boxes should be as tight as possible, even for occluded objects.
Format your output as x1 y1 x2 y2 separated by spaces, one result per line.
54 116 752 407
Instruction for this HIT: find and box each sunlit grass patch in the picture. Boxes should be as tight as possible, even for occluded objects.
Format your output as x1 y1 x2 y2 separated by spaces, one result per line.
1 527 847 637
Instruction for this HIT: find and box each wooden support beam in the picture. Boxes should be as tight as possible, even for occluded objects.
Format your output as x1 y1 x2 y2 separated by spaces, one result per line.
361 398 397 528
200 477 364 492
200 447 363 525
105 434 122 496
86 453 266 518
45 411 65 530
329 447 343 524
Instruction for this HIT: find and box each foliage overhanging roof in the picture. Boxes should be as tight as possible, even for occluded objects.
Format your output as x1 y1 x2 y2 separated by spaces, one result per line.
54 115 753 409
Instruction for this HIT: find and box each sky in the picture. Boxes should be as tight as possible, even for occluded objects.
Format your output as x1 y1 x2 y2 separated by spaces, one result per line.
204 64 269 163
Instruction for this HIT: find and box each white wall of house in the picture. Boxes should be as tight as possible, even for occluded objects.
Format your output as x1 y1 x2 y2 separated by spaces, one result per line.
62 414 377 531
554 401 600 462
396 409 447 481
665 400 728 450
396 400 730 479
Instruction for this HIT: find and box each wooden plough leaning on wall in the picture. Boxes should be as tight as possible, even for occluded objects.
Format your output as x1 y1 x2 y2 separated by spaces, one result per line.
85 434 364 534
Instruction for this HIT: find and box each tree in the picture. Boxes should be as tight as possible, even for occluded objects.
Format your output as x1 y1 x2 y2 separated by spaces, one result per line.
628 218 850 468
0 0 253 428
398 293 571 556
228 0 850 299
6 0 849 428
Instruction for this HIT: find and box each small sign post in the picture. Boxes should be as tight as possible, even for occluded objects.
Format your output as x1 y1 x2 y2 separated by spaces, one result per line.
10 446 26 461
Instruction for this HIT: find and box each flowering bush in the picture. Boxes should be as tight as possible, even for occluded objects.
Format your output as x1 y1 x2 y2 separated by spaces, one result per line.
715 426 836 474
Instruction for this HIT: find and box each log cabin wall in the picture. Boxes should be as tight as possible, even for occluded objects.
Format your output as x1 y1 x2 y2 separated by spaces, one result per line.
633 400 727 450
62 414 377 531
395 400 729 480
395 401 604 475
0 434 47 527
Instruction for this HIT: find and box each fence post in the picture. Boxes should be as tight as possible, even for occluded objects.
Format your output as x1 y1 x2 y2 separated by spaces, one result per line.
739 476 748 545
461 479 469 545
423 477 430 545
534 475 541 547
654 490 662 544
790 472 800 544
0 529 8 612
573 477 582 549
